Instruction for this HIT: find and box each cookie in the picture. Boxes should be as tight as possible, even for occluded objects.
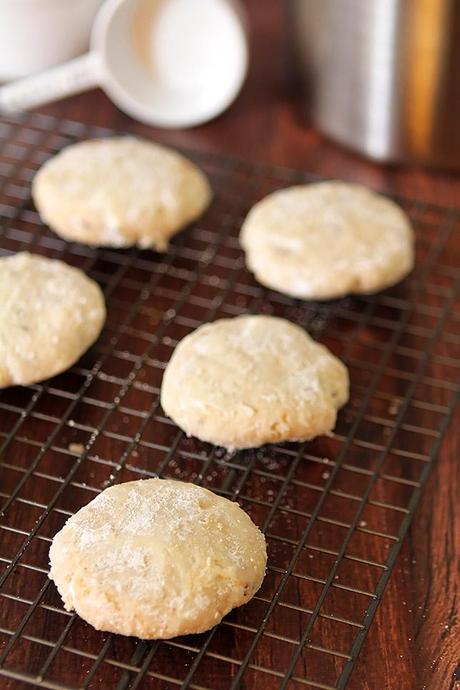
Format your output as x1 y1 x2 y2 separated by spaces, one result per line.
161 315 349 449
0 252 105 387
32 137 211 251
240 181 414 300
49 478 267 639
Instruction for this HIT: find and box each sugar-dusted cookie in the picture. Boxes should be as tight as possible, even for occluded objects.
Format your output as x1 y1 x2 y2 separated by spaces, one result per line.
49 479 267 639
33 137 211 250
161 315 349 449
240 181 414 299
0 252 105 387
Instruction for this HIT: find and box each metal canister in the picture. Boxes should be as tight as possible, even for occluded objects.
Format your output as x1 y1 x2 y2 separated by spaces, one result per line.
291 0 460 169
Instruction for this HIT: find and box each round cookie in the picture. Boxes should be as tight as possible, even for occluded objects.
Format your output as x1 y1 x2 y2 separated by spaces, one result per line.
49 478 267 639
161 315 349 449
32 137 211 251
0 252 105 387
240 181 415 300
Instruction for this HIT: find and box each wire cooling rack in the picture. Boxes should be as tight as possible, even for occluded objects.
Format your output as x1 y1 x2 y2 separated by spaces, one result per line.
0 112 459 690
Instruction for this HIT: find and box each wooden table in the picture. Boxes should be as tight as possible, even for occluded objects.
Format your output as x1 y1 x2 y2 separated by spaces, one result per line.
18 1 460 688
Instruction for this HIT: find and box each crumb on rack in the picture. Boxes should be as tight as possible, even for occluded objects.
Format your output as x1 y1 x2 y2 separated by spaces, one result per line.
68 442 85 454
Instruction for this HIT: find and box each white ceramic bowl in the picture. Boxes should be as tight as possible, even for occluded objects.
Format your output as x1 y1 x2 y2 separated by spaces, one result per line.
0 0 103 81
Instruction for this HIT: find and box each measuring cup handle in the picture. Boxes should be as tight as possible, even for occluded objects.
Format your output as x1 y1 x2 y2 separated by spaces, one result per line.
0 52 101 113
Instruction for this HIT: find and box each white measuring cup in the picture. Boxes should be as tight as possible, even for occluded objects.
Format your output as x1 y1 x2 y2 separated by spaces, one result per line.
0 0 248 128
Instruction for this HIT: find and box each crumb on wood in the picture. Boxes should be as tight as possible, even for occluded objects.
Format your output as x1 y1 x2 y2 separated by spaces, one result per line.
388 399 400 415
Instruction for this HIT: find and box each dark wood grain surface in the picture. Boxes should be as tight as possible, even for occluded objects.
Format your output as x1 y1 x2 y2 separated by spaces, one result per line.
3 1 460 689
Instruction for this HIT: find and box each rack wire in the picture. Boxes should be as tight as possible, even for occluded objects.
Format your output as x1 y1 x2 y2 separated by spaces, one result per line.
0 112 459 690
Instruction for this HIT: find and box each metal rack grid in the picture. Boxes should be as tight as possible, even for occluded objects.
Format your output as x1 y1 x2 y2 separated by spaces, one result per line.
0 111 459 690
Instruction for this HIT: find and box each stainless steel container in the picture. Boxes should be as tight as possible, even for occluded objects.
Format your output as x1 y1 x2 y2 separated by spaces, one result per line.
291 0 460 169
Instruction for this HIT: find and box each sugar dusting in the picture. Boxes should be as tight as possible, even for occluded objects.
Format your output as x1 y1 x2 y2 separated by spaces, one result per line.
67 480 262 573
173 315 348 408
78 482 205 540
